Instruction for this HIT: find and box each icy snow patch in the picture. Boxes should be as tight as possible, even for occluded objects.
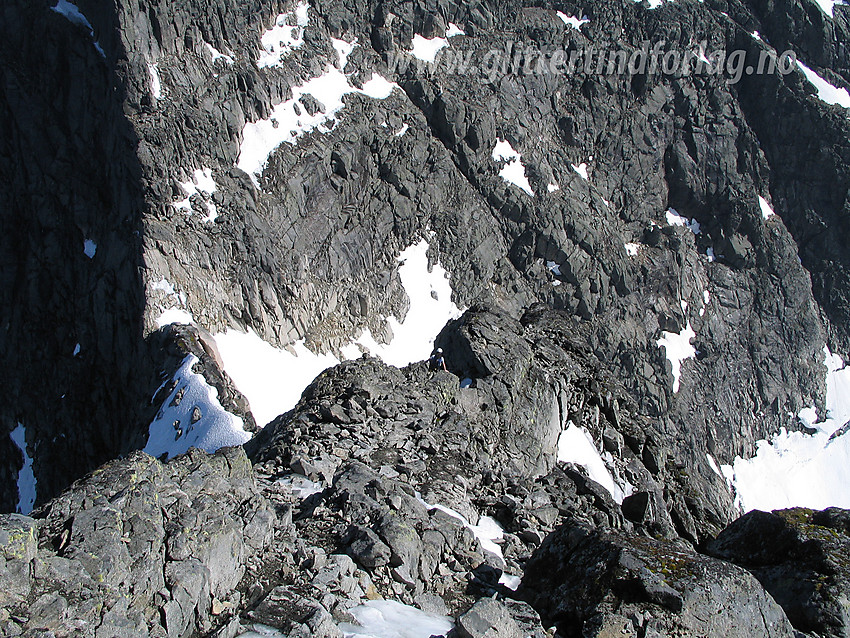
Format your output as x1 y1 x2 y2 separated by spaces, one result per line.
217 239 461 425
665 208 700 234
558 423 625 503
556 11 589 29
148 63 162 99
276 474 325 499
797 61 850 107
257 1 309 68
206 42 234 65
446 23 466 37
51 1 105 57
814 0 842 17
546 260 562 276
499 574 522 590
10 423 37 515
214 330 342 427
339 240 462 367
625 243 641 257
492 140 534 196
331 38 357 70
237 67 397 182
174 168 219 222
417 497 505 558
144 354 251 460
571 163 589 180
83 239 96 259
360 74 398 99
706 453 723 478
706 247 716 262
409 34 448 62
339 600 454 638
722 347 850 511
656 304 696 393
758 195 776 220
73 343 81 356
156 307 194 328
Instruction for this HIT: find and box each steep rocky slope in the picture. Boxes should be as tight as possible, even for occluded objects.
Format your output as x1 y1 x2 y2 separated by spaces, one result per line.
2 0 850 635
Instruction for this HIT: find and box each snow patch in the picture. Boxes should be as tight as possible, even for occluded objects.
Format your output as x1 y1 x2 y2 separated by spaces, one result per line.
73 343 81 356
339 600 454 638
360 74 398 99
156 307 194 328
394 123 410 137
706 247 716 262
558 423 625 503
656 304 696 393
206 42 234 65
409 34 448 63
417 496 505 559
722 347 850 511
556 11 589 29
257 1 310 68
174 168 219 222
706 453 723 478
814 0 842 17
796 60 850 108
492 140 533 196
144 354 251 460
547 182 560 192
624 242 641 257
276 474 325 499
51 1 105 57
148 63 162 99
9 423 37 515
237 67 397 183
571 163 589 180
546 260 562 276
214 331 342 427
217 240 461 426
83 239 97 259
499 573 522 590
665 208 700 234
758 195 776 220
446 23 466 37
331 38 357 70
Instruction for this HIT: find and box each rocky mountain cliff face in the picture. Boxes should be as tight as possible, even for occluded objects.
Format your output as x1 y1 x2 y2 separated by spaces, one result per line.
1 0 849 635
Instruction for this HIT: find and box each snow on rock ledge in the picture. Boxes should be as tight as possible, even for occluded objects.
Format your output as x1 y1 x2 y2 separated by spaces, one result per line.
144 354 251 460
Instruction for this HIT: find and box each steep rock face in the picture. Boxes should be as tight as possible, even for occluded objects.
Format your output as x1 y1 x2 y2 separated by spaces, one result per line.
0 0 154 512
708 507 850 638
1 0 849 591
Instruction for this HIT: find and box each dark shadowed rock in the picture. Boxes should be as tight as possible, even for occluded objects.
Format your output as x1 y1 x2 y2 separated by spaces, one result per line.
520 522 796 637
708 507 850 638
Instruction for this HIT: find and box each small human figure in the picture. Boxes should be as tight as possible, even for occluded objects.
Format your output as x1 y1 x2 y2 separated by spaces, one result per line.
429 347 447 371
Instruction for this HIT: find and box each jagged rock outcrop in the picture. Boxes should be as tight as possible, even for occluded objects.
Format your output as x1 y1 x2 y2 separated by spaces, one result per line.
0 446 277 637
519 521 797 637
708 507 850 638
